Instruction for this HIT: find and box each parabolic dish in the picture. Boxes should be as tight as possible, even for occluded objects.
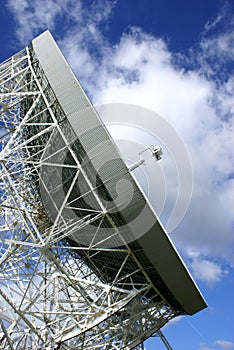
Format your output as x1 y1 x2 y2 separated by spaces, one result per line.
32 31 207 316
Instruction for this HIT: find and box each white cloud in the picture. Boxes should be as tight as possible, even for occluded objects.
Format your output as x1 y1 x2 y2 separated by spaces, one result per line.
189 257 228 286
200 340 234 350
200 5 234 64
164 315 184 328
7 0 116 45
7 0 71 44
216 340 234 350
79 26 234 265
204 14 223 33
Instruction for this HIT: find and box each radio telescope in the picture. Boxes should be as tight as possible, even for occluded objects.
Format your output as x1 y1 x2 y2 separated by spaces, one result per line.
0 31 207 349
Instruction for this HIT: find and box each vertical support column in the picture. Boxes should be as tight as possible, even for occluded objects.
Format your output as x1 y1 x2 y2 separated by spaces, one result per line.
157 330 173 350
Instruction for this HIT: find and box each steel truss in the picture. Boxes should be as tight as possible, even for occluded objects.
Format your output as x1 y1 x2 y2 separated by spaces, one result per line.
0 46 177 349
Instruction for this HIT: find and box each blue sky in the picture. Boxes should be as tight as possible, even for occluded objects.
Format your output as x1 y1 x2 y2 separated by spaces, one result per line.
0 0 234 349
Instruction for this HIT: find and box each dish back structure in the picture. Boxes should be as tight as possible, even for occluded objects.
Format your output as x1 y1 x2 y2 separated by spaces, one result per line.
0 31 206 349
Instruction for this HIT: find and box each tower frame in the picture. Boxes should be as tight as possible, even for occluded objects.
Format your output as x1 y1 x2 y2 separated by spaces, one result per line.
0 32 206 349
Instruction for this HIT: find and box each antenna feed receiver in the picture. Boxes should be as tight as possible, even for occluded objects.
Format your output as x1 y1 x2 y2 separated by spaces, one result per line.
150 145 163 161
129 145 163 172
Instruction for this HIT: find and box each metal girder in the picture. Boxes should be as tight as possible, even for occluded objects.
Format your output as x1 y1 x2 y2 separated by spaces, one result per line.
0 41 177 349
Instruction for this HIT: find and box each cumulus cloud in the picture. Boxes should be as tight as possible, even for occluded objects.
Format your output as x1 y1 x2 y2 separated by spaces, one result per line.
200 340 234 350
7 0 116 46
201 32 234 61
82 26 234 266
216 340 234 350
6 0 234 275
7 0 69 44
189 257 228 286
200 346 216 350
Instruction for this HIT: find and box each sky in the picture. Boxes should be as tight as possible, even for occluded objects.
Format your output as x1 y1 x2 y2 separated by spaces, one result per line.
0 0 234 349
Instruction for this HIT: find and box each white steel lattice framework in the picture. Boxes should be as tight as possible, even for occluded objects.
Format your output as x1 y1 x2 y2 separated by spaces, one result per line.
0 32 206 349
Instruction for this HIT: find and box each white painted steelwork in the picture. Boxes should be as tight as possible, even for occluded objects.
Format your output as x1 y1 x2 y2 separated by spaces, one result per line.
0 31 206 349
